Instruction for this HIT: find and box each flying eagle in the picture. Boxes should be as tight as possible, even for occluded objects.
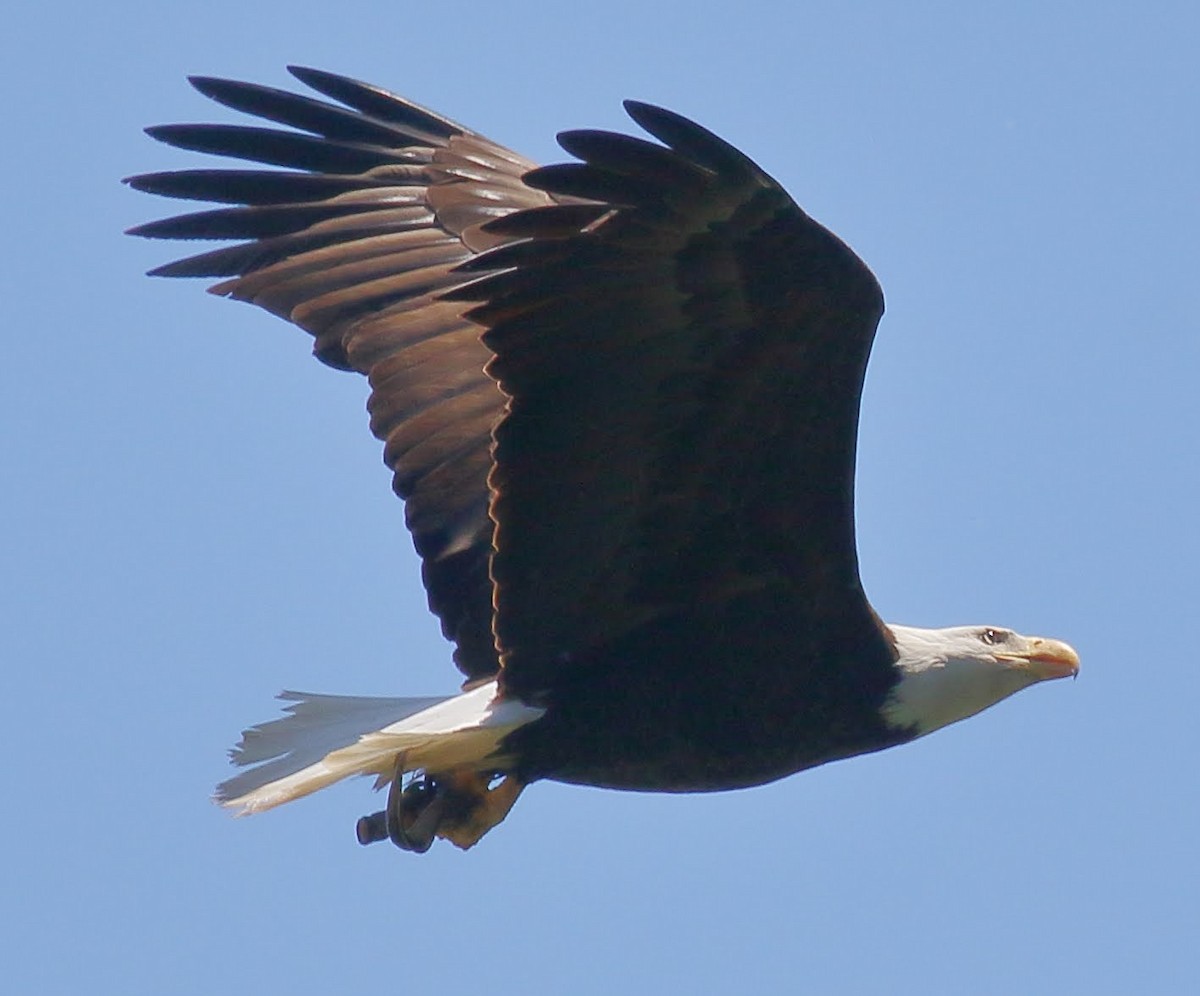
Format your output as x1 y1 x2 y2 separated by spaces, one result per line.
129 68 1079 853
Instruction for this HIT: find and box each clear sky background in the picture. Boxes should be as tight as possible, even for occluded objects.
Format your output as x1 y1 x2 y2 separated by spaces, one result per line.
3 2 1197 993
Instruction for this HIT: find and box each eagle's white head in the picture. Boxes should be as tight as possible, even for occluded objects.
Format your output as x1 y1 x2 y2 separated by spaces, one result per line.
882 624 1079 736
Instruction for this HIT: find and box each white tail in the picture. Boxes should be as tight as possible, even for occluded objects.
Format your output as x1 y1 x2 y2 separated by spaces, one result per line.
216 681 544 814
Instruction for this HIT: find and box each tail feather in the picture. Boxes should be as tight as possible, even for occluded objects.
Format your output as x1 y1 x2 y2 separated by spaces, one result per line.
215 681 543 815
216 691 450 809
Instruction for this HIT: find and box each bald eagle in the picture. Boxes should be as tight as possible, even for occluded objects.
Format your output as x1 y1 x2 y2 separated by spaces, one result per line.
129 68 1078 853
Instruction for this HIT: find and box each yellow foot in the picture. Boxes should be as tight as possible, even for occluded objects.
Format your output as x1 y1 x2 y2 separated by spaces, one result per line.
356 765 524 852
435 771 525 851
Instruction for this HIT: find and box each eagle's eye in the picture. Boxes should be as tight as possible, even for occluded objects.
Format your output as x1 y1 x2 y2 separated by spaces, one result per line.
981 628 1003 645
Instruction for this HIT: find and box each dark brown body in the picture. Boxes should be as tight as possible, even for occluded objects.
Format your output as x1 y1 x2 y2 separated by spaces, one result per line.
506 584 912 791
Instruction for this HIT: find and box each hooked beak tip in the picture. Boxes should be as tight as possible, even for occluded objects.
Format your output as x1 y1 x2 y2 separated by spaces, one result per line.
1025 637 1080 681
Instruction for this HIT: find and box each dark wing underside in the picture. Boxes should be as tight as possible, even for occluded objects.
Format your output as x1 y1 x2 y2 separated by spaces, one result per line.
449 103 892 696
128 68 596 680
131 70 895 698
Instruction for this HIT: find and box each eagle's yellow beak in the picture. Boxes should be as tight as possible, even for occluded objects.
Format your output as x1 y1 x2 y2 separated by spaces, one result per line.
1002 637 1080 681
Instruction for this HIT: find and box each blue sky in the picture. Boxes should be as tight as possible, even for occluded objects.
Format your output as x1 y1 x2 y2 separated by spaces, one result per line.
4 2 1197 992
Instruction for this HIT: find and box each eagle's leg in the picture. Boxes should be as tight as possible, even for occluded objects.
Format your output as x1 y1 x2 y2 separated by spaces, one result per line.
434 770 525 851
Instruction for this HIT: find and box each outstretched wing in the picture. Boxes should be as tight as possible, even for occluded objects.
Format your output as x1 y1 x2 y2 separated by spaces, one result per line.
128 68 593 680
448 102 889 695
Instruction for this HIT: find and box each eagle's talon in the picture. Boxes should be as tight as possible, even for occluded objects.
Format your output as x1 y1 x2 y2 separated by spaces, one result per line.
435 772 525 851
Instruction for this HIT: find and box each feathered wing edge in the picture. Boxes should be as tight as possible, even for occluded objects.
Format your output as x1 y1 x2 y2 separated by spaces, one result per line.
216 683 544 814
126 68 554 683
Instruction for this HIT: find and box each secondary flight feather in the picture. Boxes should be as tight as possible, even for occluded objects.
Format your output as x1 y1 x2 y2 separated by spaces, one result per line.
129 68 1078 852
